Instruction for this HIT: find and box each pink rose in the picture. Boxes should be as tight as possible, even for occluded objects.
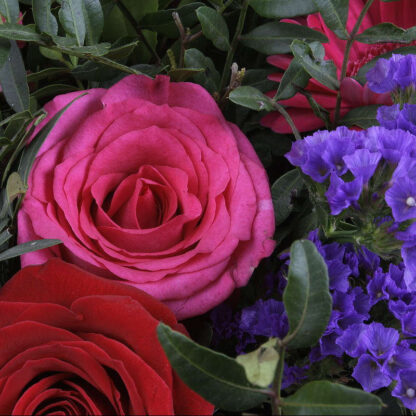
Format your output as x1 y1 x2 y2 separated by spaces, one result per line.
18 75 275 319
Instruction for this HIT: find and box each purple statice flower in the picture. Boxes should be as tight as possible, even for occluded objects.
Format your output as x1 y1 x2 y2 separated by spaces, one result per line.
392 370 416 410
367 267 389 306
342 148 381 184
385 176 416 222
394 54 416 89
364 323 399 360
366 55 400 93
352 354 391 392
384 344 416 378
281 364 309 389
325 173 363 215
239 299 288 339
336 323 368 357
378 104 416 136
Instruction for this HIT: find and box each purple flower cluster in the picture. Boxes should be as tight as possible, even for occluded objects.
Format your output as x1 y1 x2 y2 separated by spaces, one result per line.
366 54 416 94
211 231 416 409
286 125 416 290
377 103 416 135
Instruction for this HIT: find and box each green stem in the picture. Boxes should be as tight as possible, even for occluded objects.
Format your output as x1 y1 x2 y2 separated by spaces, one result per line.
333 0 375 126
219 0 248 94
271 345 285 416
273 102 302 141
116 0 161 65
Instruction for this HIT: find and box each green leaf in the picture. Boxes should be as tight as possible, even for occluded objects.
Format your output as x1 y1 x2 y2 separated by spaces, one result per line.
139 2 204 38
6 171 26 202
58 0 86 46
313 0 348 39
0 239 62 261
291 39 339 90
0 228 12 247
32 83 79 100
196 6 229 51
272 169 304 226
168 67 204 82
0 23 43 41
355 45 416 84
64 42 111 56
282 381 383 415
0 40 29 112
33 0 58 35
0 37 10 68
242 69 275 93
275 58 310 100
82 0 104 45
184 48 220 93
229 86 274 111
355 23 408 44
248 0 318 18
241 22 328 55
157 323 270 411
27 67 70 83
18 93 86 185
236 338 279 388
283 240 332 349
0 0 19 22
341 105 380 128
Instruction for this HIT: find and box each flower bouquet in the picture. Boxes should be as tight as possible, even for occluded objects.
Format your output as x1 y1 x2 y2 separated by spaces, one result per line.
1 0 416 415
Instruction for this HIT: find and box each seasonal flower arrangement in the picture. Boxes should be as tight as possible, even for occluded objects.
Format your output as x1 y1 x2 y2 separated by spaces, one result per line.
1 0 416 415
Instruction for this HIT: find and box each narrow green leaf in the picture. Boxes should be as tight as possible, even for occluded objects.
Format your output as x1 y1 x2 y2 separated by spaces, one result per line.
33 0 58 35
0 40 29 112
236 339 279 388
0 38 10 68
58 0 86 46
32 83 80 100
241 22 328 55
82 0 104 45
184 48 220 93
0 23 43 41
355 23 408 44
242 69 275 92
355 45 416 84
340 105 380 128
168 67 204 82
248 0 318 18
282 381 383 415
0 228 12 247
313 0 349 39
157 323 270 411
196 6 229 51
18 93 86 185
0 239 62 261
229 86 274 111
291 39 339 90
0 0 19 22
283 240 332 349
27 67 70 83
139 3 204 38
275 58 310 100
65 42 111 56
272 169 304 226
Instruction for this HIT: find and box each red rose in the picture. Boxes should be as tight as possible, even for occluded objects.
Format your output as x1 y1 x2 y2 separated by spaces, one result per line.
18 74 275 319
0 258 214 415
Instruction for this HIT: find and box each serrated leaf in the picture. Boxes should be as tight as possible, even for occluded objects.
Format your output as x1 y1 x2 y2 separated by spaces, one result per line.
282 381 383 415
229 86 274 111
313 0 349 39
0 0 19 22
275 58 310 100
355 23 408 44
236 339 279 388
340 105 380 128
248 0 318 18
18 93 86 185
139 2 204 38
184 48 220 93
157 323 270 411
283 240 332 349
59 0 86 46
0 23 43 41
0 40 29 112
0 239 62 261
82 0 104 45
242 22 328 55
291 39 339 90
272 169 304 226
196 6 229 51
33 0 58 35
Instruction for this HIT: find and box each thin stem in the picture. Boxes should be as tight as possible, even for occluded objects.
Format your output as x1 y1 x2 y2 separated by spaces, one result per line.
333 0 375 126
219 0 248 94
116 0 161 65
273 102 302 141
271 345 285 416
172 12 186 68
